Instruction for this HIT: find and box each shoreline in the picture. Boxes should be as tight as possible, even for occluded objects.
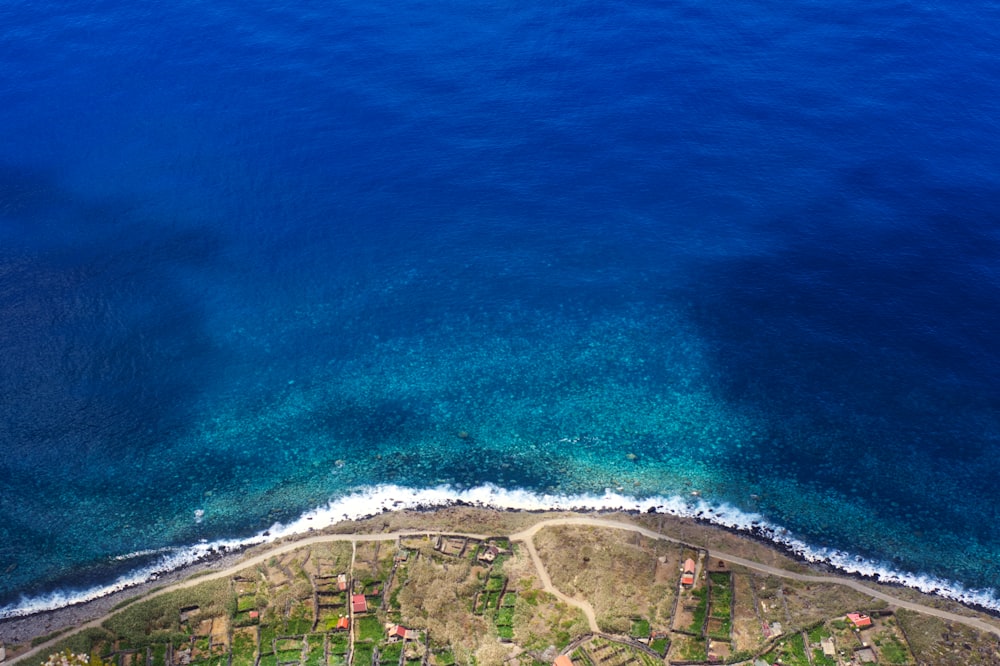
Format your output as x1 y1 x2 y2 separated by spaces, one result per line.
3 504 1000 655
0 547 250 648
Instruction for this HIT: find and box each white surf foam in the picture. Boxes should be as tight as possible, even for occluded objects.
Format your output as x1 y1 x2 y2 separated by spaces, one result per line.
2 483 998 619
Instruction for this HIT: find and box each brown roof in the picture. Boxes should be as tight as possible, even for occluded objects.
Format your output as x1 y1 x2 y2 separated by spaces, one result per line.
683 558 696 573
352 594 368 613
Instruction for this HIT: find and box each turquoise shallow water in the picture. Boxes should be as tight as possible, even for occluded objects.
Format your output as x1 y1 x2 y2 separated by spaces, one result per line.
2 0 1000 617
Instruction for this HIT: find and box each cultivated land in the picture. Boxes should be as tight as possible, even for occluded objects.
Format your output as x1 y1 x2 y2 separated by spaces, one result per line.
2 509 999 666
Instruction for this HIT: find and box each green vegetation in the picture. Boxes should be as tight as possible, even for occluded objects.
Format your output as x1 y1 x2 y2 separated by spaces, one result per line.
305 634 325 666
380 641 403 665
151 643 169 666
808 623 831 643
485 576 505 592
674 634 707 661
231 630 257 666
688 588 708 633
356 615 384 642
874 633 912 664
811 649 837 666
706 617 730 640
20 520 944 666
353 643 375 666
708 572 732 618
496 606 515 626
31 629 69 647
629 617 650 638
329 633 350 654
767 632 809 666
432 649 455 666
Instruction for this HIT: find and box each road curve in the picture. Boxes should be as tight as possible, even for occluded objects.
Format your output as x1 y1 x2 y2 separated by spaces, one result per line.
10 516 1000 664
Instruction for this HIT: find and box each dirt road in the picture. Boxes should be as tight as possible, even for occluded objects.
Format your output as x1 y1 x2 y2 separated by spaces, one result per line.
10 516 999 665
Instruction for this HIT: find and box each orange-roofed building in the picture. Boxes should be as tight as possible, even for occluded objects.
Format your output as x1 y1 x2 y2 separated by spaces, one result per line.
846 612 872 629
681 558 696 586
553 655 573 666
352 594 368 614
388 624 412 641
336 617 350 631
337 573 348 591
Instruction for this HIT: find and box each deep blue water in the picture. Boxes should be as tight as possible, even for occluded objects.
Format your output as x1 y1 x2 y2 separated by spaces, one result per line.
2 0 1000 614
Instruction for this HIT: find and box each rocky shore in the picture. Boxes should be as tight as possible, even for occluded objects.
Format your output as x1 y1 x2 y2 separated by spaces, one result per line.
0 549 247 650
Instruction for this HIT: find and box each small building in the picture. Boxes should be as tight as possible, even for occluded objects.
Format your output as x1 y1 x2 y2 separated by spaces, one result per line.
352 594 368 614
248 611 260 621
478 545 501 563
179 605 200 623
553 655 574 666
847 612 873 629
336 617 350 631
680 558 696 586
337 573 348 591
387 624 414 641
821 637 835 657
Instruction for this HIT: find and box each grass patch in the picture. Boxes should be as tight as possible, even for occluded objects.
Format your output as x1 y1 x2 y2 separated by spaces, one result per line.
353 643 374 666
709 573 732 619
101 580 230 649
329 633 350 655
151 644 169 666
808 623 831 643
232 631 257 666
380 642 403 664
672 635 707 662
768 632 809 666
874 633 912 664
629 617 650 638
485 576 505 592
650 637 668 655
688 588 708 634
432 650 454 666
811 649 837 666
496 606 514 626
356 615 384 642
706 617 731 640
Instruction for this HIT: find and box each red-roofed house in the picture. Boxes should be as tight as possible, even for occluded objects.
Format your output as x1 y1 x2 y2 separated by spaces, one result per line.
387 624 414 641
681 558 696 586
336 617 350 631
553 655 573 666
846 612 872 629
352 594 368 614
337 573 348 591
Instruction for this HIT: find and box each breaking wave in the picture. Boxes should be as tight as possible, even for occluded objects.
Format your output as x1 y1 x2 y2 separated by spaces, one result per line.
2 484 998 619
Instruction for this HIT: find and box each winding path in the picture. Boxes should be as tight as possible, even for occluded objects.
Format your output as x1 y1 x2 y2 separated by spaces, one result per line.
9 516 999 665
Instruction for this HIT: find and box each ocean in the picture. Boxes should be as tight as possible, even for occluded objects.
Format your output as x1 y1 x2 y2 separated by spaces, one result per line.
2 0 1000 619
